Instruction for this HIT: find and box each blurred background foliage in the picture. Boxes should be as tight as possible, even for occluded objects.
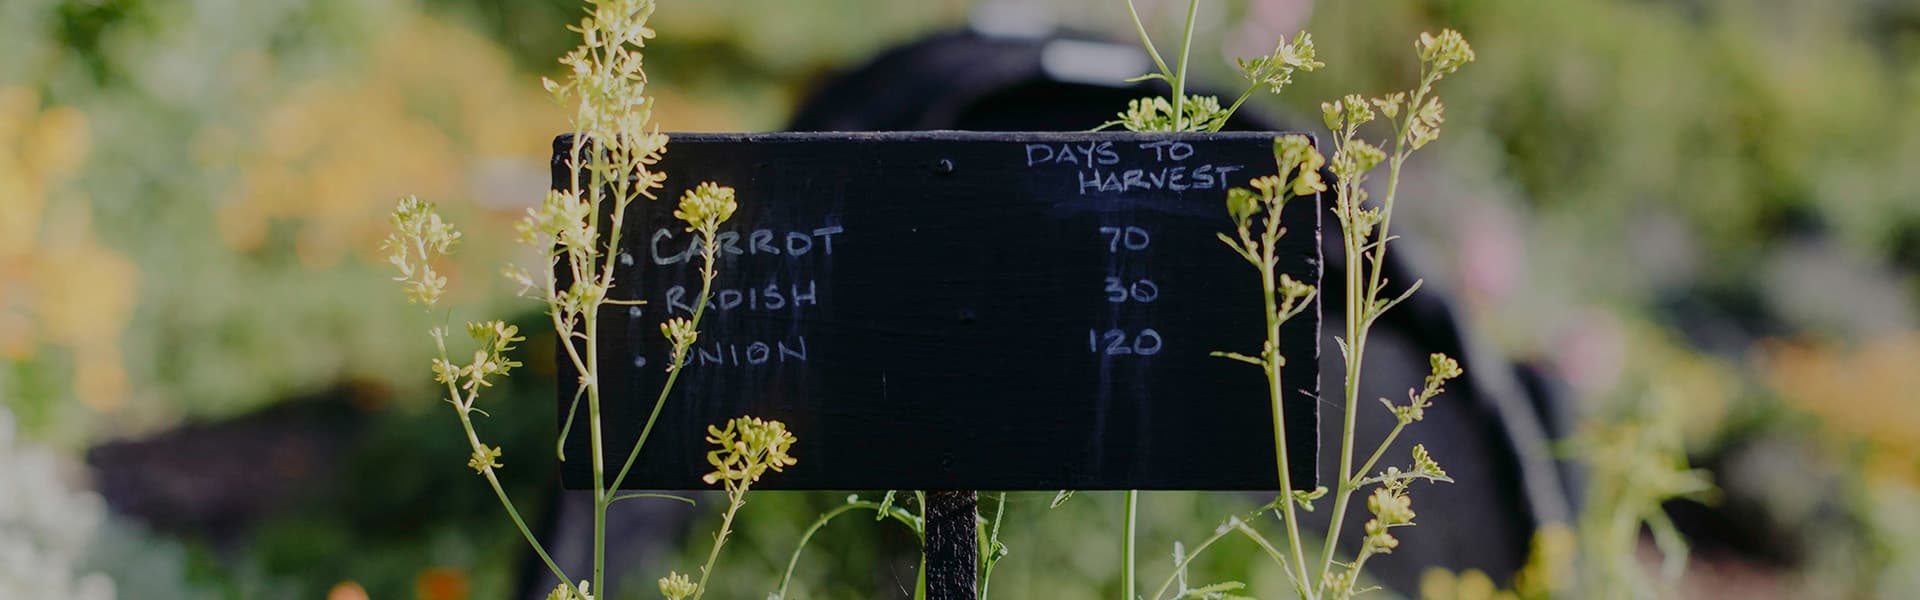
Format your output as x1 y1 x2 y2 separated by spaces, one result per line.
3 0 1919 598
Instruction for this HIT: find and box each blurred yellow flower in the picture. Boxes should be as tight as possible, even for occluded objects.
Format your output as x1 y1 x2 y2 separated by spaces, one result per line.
217 17 564 268
1767 332 1920 479
0 87 136 411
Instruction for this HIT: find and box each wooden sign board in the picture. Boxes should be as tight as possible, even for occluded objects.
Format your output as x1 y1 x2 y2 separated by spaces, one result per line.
553 131 1320 491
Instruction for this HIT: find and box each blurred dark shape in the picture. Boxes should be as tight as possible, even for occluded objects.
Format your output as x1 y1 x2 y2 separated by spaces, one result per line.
1663 432 1842 569
1892 218 1920 273
87 393 364 546
795 27 1575 594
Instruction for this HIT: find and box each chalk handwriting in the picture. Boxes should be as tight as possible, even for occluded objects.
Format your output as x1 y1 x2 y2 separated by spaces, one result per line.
691 335 810 368
665 279 819 314
1087 328 1164 356
1104 277 1160 303
651 225 845 265
1098 226 1151 252
1025 142 1122 168
1076 164 1244 195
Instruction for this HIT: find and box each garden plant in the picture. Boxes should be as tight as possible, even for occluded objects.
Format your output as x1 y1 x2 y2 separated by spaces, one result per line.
1102 1 1472 597
385 1 794 599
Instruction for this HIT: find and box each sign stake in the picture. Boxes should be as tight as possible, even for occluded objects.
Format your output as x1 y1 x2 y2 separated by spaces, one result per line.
924 490 978 600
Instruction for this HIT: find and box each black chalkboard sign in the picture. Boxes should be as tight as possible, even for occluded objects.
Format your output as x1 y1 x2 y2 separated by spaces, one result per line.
553 131 1320 491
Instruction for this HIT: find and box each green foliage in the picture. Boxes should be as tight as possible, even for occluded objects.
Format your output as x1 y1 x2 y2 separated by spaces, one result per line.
1564 403 1714 598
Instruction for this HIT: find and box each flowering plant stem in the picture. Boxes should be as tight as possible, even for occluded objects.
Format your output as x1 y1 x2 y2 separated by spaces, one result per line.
446 338 577 592
1318 92 1411 592
1315 39 1468 589
389 3 803 600
1106 18 1474 597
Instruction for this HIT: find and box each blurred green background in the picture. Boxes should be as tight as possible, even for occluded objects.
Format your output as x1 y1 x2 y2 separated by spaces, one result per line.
3 0 1919 598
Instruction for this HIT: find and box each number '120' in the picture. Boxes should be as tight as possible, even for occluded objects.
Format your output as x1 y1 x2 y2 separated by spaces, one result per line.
1088 328 1163 356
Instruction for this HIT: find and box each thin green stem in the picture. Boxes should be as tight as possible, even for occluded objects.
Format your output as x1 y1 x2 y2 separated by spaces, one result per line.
1123 490 1139 600
981 492 1007 598
609 237 719 492
610 492 695 505
557 384 586 460
915 554 928 600
1171 0 1199 131
690 487 746 600
1124 0 1173 79
1215 82 1263 132
1150 522 1236 600
1318 136 1374 587
1352 421 1411 486
775 501 920 599
1320 69 1442 590
1228 522 1307 596
449 391 579 599
777 503 866 599
588 320 607 595
1260 256 1315 599
580 143 611 597
915 492 929 600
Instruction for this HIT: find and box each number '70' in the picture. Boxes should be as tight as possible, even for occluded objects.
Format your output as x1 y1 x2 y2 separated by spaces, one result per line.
1098 226 1150 252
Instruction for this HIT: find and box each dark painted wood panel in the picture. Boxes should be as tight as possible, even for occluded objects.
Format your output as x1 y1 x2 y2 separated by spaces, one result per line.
554 131 1320 491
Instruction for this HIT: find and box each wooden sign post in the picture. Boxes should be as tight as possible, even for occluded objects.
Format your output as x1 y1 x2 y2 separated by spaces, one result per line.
552 131 1321 598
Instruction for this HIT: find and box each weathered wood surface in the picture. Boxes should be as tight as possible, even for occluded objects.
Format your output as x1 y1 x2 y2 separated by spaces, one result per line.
924 490 979 599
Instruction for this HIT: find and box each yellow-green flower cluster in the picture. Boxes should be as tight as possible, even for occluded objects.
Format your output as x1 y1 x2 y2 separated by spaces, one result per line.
1225 135 1325 236
1380 353 1463 425
1105 95 1233 133
1277 273 1314 304
434 320 524 394
382 196 461 306
1238 31 1324 95
545 581 594 600
1410 444 1448 481
660 317 698 369
1322 567 1360 598
1217 133 1325 366
656 572 695 600
1321 93 1377 133
1363 487 1415 552
1408 97 1447 150
519 189 595 250
468 444 503 474
1272 135 1327 196
546 0 664 149
1416 30 1476 76
1425 353 1463 393
674 182 738 236
702 416 798 487
1330 138 1385 183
